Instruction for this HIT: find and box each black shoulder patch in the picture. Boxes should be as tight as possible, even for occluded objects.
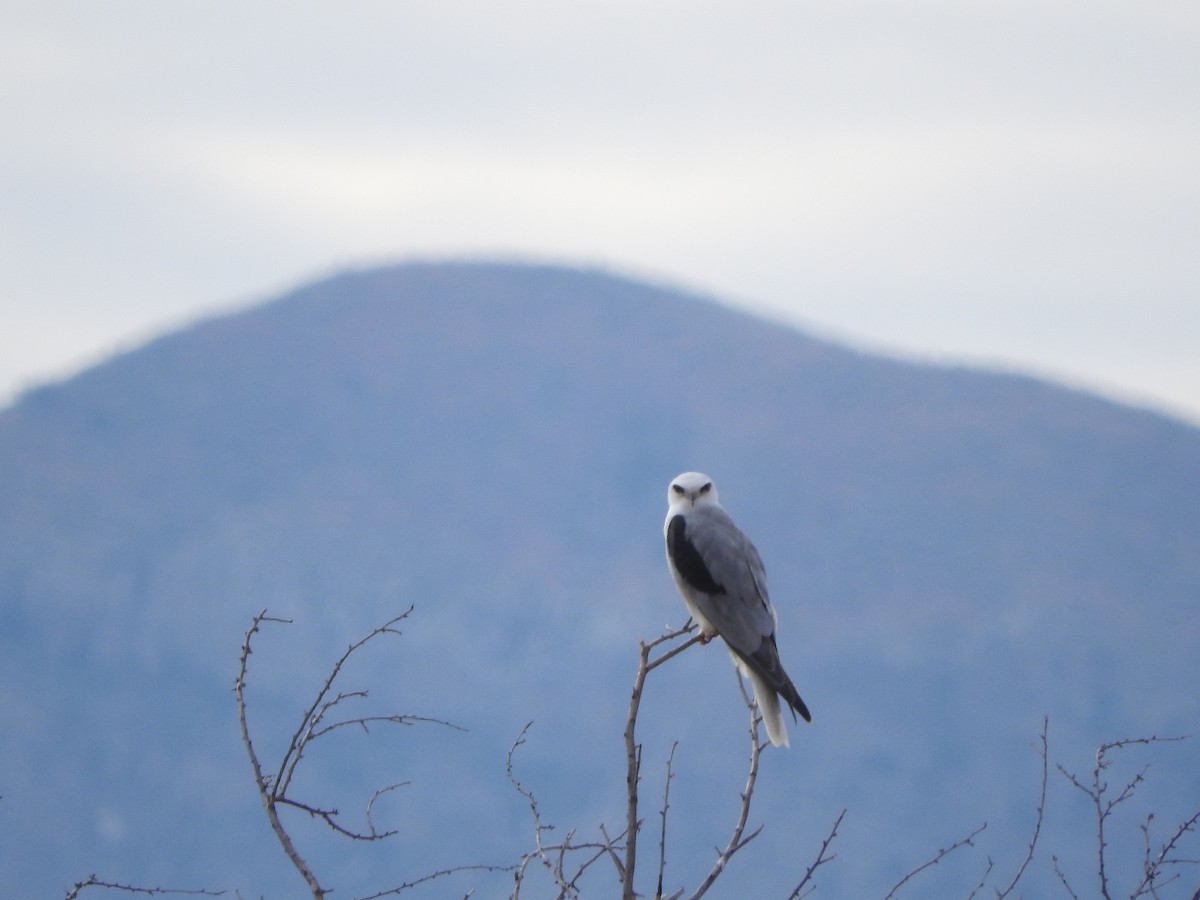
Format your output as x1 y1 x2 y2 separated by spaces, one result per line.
667 514 725 595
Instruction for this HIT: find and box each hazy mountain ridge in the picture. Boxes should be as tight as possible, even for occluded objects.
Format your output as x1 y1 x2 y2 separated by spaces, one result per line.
1 261 1197 897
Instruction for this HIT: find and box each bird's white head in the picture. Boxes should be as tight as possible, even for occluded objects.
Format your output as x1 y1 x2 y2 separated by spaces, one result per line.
667 471 720 512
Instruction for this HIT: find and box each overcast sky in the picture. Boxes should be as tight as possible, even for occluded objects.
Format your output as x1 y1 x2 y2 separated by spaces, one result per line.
3 2 1198 422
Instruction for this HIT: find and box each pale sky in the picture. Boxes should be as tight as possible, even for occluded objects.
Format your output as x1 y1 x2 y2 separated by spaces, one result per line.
3 2 1198 423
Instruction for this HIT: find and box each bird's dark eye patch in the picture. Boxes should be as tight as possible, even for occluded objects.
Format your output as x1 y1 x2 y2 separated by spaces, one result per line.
671 484 685 494
700 482 712 493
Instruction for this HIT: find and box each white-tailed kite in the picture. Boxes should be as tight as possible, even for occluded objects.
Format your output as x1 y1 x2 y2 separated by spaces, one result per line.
664 472 811 747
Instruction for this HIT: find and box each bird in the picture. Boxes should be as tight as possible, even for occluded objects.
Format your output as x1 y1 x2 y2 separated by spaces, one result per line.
663 471 811 747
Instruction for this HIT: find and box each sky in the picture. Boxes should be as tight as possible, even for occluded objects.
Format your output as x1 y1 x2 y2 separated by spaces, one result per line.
3 1 1198 423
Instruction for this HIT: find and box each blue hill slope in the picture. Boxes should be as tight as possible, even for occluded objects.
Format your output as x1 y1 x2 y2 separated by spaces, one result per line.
1 261 1197 897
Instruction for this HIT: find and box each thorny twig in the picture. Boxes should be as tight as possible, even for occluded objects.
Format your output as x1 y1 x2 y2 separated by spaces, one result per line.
237 611 325 897
507 722 625 898
355 862 514 900
620 619 841 899
514 618 807 899
236 608 483 899
656 742 679 899
1057 733 1192 900
687 675 767 900
623 622 703 900
64 879 223 900
271 608 462 802
883 822 988 900
994 715 1050 898
786 809 847 900
1052 853 1083 900
964 855 995 900
1132 808 1200 899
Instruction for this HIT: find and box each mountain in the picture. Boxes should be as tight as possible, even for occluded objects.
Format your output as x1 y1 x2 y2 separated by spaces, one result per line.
1 261 1197 898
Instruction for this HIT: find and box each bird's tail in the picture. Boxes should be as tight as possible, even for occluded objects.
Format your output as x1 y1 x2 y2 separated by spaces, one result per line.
780 676 812 724
748 670 789 748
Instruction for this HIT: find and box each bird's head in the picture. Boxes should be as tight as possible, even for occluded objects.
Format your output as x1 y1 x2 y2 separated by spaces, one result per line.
667 471 720 511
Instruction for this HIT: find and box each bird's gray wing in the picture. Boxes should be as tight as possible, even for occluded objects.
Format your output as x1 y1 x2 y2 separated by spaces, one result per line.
674 506 812 723
678 505 776 653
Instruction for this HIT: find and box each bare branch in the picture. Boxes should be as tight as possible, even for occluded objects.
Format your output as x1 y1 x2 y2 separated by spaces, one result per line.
883 822 987 900
1056 732 1191 900
598 822 627 882
622 638 650 900
354 863 514 900
995 715 1050 898
1132 808 1200 898
275 796 399 842
787 809 847 900
236 610 326 898
506 721 565 892
64 877 224 899
623 622 698 899
656 742 679 900
510 837 626 900
508 622 704 899
1052 854 1082 900
310 711 465 741
506 721 627 898
366 782 410 840
964 856 995 900
275 609 415 798
687 674 767 900
236 607 472 898
645 627 704 674
559 836 626 897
